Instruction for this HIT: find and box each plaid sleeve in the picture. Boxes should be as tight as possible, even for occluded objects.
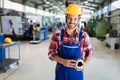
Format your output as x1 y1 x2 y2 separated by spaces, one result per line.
82 31 93 59
48 32 59 60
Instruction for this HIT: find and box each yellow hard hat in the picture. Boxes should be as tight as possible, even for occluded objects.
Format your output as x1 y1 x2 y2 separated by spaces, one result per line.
4 37 12 43
65 4 82 16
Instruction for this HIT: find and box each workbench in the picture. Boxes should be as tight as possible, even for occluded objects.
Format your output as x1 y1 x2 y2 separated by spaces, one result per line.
106 37 120 50
0 42 20 72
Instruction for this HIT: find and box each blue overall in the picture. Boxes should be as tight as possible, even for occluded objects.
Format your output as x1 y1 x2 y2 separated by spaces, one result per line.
55 29 83 80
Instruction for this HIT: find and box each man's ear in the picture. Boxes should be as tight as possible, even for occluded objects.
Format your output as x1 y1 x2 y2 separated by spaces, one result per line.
78 17 80 22
78 16 81 21
65 15 67 23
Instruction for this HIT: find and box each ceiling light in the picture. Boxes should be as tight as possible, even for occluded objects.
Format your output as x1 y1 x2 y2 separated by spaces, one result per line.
46 2 50 4
84 1 88 4
53 6 58 8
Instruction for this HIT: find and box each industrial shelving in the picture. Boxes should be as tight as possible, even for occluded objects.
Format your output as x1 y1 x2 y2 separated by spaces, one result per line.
0 42 20 72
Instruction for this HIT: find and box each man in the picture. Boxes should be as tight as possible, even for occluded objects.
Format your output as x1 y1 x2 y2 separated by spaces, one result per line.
28 20 34 39
48 3 93 80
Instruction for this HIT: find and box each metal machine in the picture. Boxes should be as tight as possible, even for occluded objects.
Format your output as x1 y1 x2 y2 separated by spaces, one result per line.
1 16 23 37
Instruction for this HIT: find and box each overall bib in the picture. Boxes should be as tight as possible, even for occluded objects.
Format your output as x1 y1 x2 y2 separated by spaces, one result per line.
55 29 83 80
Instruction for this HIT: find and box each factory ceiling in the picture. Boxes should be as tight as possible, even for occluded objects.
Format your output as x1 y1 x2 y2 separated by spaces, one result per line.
9 0 114 14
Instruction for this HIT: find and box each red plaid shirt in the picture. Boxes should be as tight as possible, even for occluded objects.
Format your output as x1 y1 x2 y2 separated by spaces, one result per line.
48 28 93 60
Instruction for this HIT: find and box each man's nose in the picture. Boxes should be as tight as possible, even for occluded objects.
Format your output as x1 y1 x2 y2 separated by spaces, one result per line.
70 19 75 23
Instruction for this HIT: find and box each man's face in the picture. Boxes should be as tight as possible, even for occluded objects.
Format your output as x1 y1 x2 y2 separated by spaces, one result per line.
66 14 80 29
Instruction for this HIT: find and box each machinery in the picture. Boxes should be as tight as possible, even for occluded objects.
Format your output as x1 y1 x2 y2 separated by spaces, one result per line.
96 20 110 39
30 24 42 44
1 16 23 39
87 18 98 37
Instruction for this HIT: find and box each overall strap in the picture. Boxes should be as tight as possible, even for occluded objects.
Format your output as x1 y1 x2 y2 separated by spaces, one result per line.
79 30 82 42
79 30 83 59
61 29 64 42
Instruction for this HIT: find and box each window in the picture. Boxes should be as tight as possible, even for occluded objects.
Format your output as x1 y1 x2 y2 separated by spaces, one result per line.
111 0 120 11
25 6 36 14
3 0 23 12
11 2 23 12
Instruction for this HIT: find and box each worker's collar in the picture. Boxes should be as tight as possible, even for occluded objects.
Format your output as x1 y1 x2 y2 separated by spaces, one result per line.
65 27 80 34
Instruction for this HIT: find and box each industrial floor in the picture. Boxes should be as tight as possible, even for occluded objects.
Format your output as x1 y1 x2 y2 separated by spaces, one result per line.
0 34 120 80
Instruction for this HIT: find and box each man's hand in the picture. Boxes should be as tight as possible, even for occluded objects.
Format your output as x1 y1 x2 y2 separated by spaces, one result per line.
54 55 90 70
61 59 76 68
54 55 76 68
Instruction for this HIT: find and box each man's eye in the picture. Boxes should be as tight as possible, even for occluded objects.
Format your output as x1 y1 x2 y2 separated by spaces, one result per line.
74 18 77 20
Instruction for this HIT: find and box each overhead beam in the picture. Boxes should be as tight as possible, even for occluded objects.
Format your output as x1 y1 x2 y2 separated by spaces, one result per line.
52 0 65 11
21 0 28 4
84 4 98 9
82 6 96 11
78 2 98 10
44 6 53 10
87 1 102 5
9 0 28 4
29 0 45 6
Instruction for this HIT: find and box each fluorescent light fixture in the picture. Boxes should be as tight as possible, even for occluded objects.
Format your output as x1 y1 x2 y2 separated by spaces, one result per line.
84 1 88 4
46 2 50 4
53 6 58 8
